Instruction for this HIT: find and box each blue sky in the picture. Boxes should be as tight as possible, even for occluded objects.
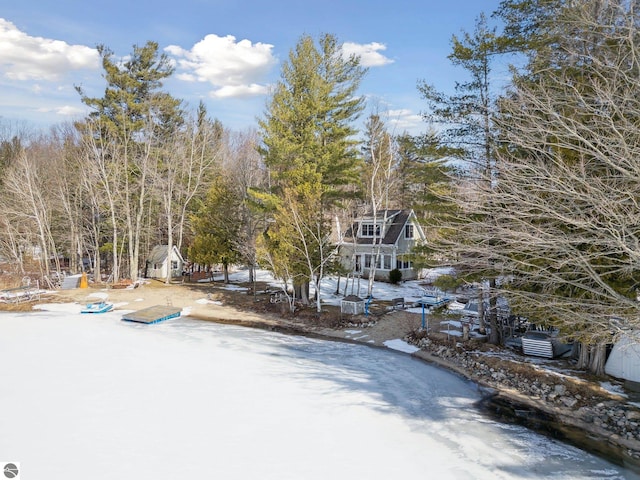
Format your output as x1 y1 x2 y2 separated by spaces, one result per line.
0 0 505 135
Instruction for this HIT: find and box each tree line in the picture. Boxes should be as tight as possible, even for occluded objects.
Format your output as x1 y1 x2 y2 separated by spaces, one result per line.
1 0 638 374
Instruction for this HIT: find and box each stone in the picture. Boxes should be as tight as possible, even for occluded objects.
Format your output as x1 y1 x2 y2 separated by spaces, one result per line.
626 410 640 421
561 396 578 408
554 384 567 395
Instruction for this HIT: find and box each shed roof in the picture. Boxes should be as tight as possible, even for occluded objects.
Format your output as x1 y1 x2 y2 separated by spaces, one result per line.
147 245 183 264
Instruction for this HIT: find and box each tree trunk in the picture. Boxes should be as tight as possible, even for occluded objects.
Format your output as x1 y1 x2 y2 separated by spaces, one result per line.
576 343 590 370
223 262 230 284
315 276 322 313
588 343 607 376
294 282 309 305
488 278 500 344
249 263 255 284
576 343 607 376
477 286 486 334
165 213 174 284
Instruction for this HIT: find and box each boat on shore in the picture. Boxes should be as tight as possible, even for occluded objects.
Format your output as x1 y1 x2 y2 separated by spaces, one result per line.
81 301 114 314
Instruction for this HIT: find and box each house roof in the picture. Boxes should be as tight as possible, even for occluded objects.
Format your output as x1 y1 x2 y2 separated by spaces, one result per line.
344 209 412 246
147 245 183 264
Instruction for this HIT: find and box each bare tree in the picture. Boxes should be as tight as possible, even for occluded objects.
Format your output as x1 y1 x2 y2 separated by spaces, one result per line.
362 112 400 296
444 1 640 373
221 128 267 286
77 118 125 282
48 124 88 275
3 144 59 279
175 108 221 253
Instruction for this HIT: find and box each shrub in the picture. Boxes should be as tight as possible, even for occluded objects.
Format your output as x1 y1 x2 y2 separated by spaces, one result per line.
388 268 402 284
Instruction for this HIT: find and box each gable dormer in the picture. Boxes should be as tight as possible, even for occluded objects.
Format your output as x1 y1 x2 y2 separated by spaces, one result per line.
358 221 381 239
352 210 403 244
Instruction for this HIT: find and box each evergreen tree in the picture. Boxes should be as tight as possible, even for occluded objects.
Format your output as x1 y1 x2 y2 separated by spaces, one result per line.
418 13 504 342
189 175 242 283
256 33 367 310
395 132 458 224
493 0 566 59
259 33 365 206
418 13 501 176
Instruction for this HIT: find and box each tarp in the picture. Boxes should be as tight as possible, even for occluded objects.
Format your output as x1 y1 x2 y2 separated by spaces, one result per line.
605 333 640 383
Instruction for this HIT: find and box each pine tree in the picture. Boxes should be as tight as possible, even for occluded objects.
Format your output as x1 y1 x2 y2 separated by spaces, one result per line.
256 33 367 311
189 175 242 283
418 13 504 342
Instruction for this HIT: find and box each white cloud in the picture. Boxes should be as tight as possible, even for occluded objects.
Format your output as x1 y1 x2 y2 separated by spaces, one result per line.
209 83 269 98
341 42 394 67
55 105 85 116
166 34 277 98
0 18 99 81
36 104 85 117
386 108 423 133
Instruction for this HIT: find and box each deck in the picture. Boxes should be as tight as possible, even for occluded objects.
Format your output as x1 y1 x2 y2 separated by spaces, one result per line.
121 305 182 324
0 285 42 303
415 295 451 308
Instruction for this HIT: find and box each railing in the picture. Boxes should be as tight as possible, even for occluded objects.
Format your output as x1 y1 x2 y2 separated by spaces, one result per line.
0 281 41 303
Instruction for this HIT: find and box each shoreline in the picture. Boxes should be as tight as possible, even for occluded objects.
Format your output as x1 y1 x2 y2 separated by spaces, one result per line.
11 281 640 473
194 313 640 473
190 310 640 473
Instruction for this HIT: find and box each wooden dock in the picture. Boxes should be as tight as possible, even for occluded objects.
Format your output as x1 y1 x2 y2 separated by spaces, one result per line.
0 285 42 303
121 305 182 324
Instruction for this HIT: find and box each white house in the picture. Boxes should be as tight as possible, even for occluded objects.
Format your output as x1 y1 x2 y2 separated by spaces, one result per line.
145 245 184 280
337 209 426 281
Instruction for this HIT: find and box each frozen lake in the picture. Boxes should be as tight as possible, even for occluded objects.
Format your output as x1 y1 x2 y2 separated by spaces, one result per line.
0 308 637 479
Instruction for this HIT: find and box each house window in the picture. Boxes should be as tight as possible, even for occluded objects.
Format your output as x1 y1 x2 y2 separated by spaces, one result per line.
405 224 414 239
361 223 380 237
396 259 412 269
384 255 391 270
364 254 372 268
171 261 178 270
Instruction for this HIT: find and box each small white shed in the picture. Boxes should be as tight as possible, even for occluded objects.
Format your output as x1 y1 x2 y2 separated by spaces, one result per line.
146 245 184 280
605 332 640 385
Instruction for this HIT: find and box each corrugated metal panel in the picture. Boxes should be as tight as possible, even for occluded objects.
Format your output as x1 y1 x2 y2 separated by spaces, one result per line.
522 338 554 358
